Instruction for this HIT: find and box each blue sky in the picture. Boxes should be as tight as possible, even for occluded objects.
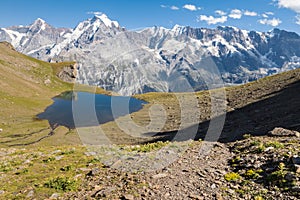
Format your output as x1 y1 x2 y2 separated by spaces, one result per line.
0 0 300 33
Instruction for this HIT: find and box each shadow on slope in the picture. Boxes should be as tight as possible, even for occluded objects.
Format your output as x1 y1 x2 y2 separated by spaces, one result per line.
149 80 300 143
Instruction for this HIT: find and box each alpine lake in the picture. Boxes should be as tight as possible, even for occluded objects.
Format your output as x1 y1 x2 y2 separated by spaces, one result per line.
37 91 147 129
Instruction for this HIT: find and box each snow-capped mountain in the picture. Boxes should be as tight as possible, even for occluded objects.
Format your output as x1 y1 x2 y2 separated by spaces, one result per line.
0 18 71 60
1 14 300 95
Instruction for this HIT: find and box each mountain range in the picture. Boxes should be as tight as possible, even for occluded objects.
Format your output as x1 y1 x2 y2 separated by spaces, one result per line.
1 14 300 95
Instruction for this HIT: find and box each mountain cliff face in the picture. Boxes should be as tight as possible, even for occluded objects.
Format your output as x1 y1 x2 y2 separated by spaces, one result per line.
1 14 300 95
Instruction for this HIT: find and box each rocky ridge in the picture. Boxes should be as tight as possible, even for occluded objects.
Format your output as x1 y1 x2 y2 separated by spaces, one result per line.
1 15 300 95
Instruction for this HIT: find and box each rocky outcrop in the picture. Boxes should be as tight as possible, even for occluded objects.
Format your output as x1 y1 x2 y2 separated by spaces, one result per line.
57 63 78 83
268 127 300 137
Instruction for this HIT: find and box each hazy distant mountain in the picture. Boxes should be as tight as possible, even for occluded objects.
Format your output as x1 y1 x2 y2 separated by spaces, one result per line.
1 14 300 95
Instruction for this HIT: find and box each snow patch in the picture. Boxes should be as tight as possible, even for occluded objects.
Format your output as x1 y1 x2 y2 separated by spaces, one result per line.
171 24 185 36
1 28 26 47
95 14 119 28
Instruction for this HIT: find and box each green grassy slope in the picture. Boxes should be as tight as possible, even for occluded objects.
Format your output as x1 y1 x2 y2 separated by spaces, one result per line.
0 42 82 147
1 40 300 146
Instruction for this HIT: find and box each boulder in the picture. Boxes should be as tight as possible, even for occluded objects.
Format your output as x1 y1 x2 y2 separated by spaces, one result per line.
268 127 300 137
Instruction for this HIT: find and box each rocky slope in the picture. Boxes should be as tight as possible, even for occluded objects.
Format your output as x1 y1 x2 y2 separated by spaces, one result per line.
64 131 300 200
1 15 300 95
1 130 299 200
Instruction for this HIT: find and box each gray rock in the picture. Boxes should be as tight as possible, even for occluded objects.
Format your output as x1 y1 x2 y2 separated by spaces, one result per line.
189 194 204 200
292 156 300 165
44 79 51 85
291 186 300 192
228 189 235 194
57 64 77 83
294 164 300 173
123 194 134 200
79 168 90 172
268 127 300 137
26 190 34 198
284 172 296 182
87 168 100 176
50 193 60 199
55 155 64 160
23 159 31 164
152 173 168 179
51 150 62 154
215 193 223 200
85 152 97 156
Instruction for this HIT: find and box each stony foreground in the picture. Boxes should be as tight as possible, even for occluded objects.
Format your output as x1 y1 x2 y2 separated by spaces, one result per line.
1 128 300 199
63 128 300 200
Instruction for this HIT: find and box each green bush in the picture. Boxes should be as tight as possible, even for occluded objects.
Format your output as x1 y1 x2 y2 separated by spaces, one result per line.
267 163 288 188
42 157 55 163
244 169 260 179
224 172 241 182
60 165 72 172
243 134 252 139
265 141 284 149
44 176 77 191
127 141 170 152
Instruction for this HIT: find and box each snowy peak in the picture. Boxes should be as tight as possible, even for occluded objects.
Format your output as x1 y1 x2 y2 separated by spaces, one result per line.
217 26 241 32
34 18 46 24
171 24 186 35
93 14 120 28
29 18 50 32
43 14 124 58
72 14 122 37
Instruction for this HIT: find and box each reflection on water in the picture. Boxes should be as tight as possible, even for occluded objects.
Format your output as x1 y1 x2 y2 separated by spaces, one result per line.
37 91 147 129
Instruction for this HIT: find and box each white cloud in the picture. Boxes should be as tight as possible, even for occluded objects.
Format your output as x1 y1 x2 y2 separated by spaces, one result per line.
262 12 274 18
170 6 179 10
265 12 275 15
258 18 282 26
229 9 243 19
244 10 258 16
296 15 300 25
161 5 180 10
277 0 300 13
198 15 228 25
87 11 102 15
277 0 300 25
183 4 197 11
215 10 227 16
